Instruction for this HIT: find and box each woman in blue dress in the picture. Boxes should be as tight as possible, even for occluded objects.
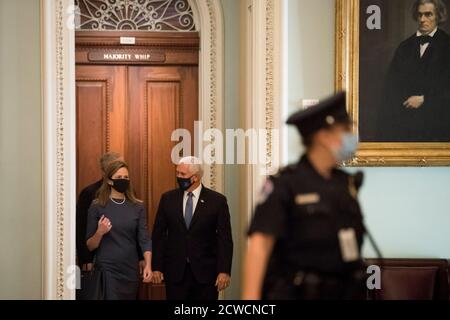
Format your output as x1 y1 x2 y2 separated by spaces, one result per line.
86 160 153 300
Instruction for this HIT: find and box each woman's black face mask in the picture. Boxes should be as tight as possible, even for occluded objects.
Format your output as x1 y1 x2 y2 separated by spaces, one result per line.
111 179 130 193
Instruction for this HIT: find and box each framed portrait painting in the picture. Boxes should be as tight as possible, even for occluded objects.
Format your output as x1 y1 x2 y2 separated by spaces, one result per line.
336 0 450 166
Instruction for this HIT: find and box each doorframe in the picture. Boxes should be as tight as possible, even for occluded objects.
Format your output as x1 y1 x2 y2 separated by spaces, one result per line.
41 0 225 300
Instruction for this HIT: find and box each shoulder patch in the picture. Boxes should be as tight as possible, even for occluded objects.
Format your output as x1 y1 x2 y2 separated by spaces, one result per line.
256 178 275 205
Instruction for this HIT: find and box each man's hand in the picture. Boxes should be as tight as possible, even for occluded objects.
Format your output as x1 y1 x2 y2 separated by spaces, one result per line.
403 96 424 109
81 263 94 272
215 273 231 292
152 271 164 284
139 260 146 275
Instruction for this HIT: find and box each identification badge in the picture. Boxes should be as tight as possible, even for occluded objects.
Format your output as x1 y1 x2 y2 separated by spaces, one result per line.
295 193 320 205
338 228 359 262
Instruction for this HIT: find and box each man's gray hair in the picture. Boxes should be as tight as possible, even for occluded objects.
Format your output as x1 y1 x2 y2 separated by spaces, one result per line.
412 0 448 25
100 152 121 172
179 156 204 178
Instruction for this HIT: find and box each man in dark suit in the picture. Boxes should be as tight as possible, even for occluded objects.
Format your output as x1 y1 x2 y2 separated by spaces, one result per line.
380 0 450 142
76 152 122 272
152 156 233 300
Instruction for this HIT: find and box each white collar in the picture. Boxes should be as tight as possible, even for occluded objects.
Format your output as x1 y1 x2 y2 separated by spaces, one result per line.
185 183 202 198
417 27 438 37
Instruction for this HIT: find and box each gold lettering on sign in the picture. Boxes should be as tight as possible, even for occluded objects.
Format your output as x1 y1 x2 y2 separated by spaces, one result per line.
88 51 166 63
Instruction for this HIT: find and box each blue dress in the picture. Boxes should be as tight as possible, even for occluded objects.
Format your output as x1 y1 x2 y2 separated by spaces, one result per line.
86 199 152 300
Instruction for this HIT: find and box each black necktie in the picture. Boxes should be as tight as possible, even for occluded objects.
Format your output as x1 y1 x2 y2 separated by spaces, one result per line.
418 35 433 45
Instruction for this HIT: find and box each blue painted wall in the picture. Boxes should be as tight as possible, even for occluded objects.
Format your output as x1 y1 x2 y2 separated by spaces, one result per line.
356 168 450 258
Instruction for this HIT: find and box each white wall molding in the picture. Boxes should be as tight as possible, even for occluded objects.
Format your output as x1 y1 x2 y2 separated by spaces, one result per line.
41 0 225 299
191 0 225 193
242 0 283 226
41 0 77 300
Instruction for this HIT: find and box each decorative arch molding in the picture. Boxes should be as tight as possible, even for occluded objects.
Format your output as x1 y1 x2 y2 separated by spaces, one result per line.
74 0 197 31
41 0 224 299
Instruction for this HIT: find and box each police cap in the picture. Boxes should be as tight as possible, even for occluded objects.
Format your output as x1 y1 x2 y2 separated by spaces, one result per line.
286 92 351 137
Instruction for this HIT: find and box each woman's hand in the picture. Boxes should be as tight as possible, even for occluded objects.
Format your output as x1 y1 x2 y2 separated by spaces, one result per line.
142 265 153 283
97 215 112 236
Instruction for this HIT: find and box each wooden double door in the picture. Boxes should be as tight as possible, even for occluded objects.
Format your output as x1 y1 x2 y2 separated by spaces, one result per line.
76 63 198 299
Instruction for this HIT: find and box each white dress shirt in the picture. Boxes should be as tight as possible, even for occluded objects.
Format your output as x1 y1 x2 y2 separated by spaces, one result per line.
417 27 438 58
183 184 202 217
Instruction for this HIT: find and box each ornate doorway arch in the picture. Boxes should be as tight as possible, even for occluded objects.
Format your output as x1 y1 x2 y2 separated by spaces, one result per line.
41 0 224 299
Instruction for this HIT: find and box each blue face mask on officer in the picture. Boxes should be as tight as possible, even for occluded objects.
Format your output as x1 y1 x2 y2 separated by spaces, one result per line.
331 132 359 163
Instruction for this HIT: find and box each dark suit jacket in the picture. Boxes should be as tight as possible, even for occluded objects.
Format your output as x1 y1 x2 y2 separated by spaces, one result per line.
152 186 233 284
76 179 102 264
380 29 450 142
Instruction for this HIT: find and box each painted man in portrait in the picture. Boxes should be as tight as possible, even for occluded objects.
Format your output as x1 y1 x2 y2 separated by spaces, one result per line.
380 0 450 142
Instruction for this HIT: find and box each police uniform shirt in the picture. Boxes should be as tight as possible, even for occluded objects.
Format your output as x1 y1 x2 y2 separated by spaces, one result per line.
248 155 365 278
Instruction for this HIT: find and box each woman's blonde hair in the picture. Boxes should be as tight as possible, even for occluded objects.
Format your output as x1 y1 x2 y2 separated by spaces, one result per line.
94 160 142 207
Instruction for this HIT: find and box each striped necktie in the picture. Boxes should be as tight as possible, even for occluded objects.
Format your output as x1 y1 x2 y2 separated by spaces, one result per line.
184 192 193 228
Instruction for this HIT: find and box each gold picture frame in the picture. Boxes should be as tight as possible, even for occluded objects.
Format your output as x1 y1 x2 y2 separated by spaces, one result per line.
335 0 450 167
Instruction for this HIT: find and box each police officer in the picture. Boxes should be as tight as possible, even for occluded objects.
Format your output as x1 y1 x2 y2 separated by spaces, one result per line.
243 92 367 300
